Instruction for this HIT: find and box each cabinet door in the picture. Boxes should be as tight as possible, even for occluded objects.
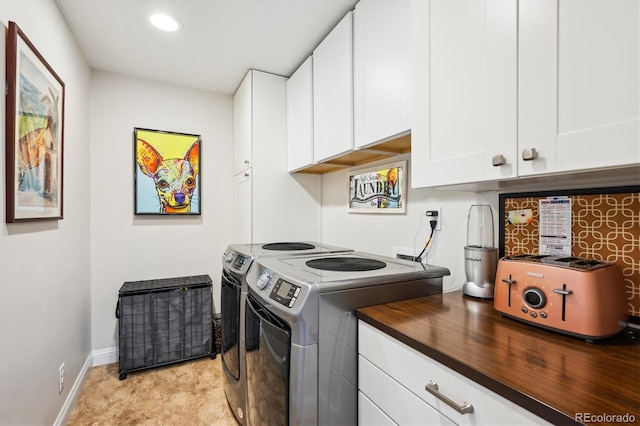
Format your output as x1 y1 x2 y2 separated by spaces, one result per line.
411 0 518 188
233 170 251 244
234 70 321 243
313 12 353 162
358 321 550 426
519 0 639 176
354 0 410 149
234 71 252 175
287 56 314 172
359 356 456 425
358 392 396 426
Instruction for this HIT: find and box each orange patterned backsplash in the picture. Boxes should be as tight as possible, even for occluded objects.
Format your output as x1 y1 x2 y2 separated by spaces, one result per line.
500 187 640 317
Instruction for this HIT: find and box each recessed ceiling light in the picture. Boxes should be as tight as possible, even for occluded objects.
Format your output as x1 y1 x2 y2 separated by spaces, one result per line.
149 13 181 32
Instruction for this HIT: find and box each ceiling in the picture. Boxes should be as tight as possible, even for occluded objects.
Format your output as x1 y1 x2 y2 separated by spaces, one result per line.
55 0 358 95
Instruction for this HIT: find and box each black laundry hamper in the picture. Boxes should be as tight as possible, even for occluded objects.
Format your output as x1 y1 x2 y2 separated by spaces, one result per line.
116 275 214 380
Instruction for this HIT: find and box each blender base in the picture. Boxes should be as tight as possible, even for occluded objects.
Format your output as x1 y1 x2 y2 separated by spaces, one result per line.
462 281 495 299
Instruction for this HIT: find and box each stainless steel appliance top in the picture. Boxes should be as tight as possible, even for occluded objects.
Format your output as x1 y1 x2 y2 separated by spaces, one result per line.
222 241 353 276
253 251 451 293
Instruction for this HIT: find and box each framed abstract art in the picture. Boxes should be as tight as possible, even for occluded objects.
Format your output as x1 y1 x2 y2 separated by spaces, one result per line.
5 21 65 222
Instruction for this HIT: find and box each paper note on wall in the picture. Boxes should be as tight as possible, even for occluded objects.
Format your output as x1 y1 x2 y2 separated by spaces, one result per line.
507 209 533 225
539 197 572 256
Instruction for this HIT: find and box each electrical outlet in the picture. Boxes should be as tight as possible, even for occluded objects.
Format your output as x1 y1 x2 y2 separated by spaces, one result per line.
59 363 65 393
426 208 442 231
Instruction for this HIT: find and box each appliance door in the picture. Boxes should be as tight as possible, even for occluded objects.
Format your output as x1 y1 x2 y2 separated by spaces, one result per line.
245 293 291 426
221 269 241 379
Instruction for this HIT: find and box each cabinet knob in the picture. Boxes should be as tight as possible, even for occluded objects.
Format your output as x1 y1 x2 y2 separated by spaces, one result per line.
244 160 250 165
522 148 539 161
244 173 250 178
492 154 507 166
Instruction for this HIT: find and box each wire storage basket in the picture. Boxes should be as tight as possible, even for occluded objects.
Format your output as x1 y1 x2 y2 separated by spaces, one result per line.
116 275 213 379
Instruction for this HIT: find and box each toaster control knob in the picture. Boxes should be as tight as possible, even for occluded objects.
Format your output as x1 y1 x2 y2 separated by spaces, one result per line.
530 311 538 318
256 272 271 290
540 312 547 319
521 307 528 314
523 288 546 309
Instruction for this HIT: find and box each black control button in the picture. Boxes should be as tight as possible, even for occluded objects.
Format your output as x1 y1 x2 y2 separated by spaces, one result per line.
521 307 528 314
523 288 546 309
530 311 537 318
540 312 547 319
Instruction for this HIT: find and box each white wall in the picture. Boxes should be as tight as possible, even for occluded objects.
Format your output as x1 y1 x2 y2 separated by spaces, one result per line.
0 2 498 424
0 1 92 424
321 154 499 291
89 71 233 354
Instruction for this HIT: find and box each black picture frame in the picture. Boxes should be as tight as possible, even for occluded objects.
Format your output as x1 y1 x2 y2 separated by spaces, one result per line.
5 21 65 222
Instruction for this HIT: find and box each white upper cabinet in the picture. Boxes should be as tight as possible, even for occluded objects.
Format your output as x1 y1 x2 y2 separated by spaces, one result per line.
234 71 252 175
412 0 638 190
233 70 322 244
313 12 354 163
519 0 639 176
411 0 518 188
287 56 314 172
354 0 411 149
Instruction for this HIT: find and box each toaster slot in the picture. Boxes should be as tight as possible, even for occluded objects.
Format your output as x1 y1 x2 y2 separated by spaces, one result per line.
500 274 516 307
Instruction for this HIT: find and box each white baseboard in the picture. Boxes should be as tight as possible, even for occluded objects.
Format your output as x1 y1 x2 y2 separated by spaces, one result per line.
53 352 92 426
92 346 118 366
53 347 118 426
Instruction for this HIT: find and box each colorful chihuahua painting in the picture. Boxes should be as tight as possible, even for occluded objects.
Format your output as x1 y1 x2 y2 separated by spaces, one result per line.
135 129 201 215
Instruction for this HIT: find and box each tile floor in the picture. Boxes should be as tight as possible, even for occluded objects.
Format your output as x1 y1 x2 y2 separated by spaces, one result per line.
67 356 238 425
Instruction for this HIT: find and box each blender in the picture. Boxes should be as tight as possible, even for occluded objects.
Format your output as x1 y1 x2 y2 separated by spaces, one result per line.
462 204 498 298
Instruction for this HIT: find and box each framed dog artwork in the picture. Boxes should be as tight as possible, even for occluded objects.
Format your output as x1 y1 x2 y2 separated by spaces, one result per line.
5 21 65 222
134 127 201 215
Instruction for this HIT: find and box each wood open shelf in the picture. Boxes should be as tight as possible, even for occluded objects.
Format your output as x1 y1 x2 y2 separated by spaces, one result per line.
295 133 411 174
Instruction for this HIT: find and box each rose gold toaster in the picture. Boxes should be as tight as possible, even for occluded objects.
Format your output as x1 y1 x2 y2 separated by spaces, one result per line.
493 254 628 340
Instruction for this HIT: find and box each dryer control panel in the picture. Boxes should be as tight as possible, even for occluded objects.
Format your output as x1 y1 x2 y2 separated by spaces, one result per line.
270 278 301 308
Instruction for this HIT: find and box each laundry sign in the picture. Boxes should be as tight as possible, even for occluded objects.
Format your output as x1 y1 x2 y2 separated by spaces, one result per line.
348 161 406 214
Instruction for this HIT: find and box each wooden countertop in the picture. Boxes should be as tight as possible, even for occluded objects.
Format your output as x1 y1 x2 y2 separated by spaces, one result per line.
356 291 640 426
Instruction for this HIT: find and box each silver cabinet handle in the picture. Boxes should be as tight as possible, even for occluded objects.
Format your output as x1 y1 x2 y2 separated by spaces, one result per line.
492 154 506 166
522 148 538 161
425 381 474 415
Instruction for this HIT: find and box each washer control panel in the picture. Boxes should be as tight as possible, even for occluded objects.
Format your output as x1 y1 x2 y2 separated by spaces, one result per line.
270 278 301 308
223 250 250 273
232 254 249 270
256 271 271 289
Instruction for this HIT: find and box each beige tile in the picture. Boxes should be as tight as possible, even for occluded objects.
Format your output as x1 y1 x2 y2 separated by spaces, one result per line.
67 357 238 426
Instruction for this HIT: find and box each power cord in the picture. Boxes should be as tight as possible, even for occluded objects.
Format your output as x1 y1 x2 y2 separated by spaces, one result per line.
413 219 438 262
